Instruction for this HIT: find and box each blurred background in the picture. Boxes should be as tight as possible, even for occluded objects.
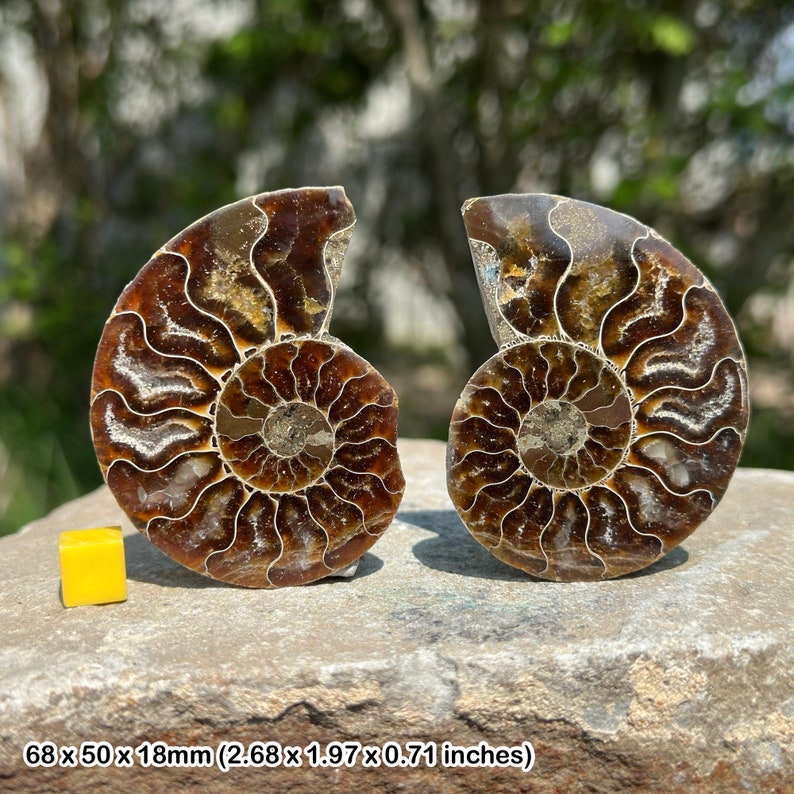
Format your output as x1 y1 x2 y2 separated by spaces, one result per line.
1 0 793 536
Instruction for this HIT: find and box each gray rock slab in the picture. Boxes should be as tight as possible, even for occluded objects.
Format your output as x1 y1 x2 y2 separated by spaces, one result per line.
0 439 791 792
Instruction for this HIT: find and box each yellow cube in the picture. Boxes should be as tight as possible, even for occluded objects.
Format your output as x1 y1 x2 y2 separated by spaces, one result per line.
59 527 127 607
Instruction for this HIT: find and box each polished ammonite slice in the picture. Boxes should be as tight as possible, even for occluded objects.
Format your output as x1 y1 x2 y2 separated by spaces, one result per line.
447 193 749 581
90 187 404 587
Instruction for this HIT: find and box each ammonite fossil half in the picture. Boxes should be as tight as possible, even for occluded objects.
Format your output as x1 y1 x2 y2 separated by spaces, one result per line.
90 187 404 588
447 194 749 581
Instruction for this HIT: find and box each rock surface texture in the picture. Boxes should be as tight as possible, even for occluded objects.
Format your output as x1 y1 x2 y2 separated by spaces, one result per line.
0 439 791 792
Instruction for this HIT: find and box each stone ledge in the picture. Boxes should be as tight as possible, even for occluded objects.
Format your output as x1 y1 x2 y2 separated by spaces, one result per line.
0 439 791 792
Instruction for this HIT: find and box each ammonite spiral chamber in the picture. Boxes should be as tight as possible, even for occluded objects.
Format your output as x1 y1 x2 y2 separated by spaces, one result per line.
90 187 404 587
447 193 749 582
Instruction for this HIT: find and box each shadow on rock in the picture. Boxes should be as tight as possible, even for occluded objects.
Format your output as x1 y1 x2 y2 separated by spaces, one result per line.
400 508 688 582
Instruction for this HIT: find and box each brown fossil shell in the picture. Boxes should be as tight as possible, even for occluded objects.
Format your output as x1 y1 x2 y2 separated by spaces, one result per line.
90 187 404 588
447 194 749 582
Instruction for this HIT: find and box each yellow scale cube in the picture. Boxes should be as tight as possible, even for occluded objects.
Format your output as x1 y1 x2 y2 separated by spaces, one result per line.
59 527 127 607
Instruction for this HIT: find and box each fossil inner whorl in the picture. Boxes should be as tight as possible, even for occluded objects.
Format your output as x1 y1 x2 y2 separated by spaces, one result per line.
263 403 332 458
455 339 633 493
215 347 335 492
515 341 633 489
520 401 587 456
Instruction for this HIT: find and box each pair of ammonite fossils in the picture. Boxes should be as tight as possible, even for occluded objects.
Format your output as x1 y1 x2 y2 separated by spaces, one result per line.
89 187 749 587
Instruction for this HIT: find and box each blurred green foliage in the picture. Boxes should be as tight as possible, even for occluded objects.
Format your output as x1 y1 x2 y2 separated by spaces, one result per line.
1 0 794 535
